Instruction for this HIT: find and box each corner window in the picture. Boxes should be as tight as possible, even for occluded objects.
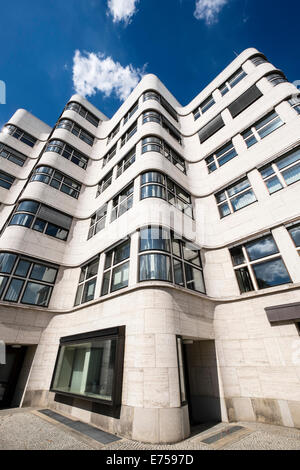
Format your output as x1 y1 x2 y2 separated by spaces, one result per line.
3 125 37 147
30 166 81 199
266 73 287 87
57 119 94 146
45 140 88 169
0 144 26 167
101 240 130 296
0 171 15 190
50 326 125 418
251 55 268 67
142 136 186 173
230 235 291 293
65 102 100 127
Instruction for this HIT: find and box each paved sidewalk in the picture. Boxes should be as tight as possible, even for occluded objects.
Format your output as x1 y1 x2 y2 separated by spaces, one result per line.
0 408 299 450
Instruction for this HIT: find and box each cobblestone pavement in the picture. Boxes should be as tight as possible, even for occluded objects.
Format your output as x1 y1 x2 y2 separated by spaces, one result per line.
0 408 299 450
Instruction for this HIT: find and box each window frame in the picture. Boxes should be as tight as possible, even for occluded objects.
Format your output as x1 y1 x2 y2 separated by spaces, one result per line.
192 94 215 121
3 125 37 147
56 119 94 146
215 177 257 218
74 257 99 305
241 110 284 149
0 143 27 167
111 183 134 222
30 166 81 199
101 240 131 296
45 140 89 170
65 101 100 127
141 135 186 173
205 140 237 173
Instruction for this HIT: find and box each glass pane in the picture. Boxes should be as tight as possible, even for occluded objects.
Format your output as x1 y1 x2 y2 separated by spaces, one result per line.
10 213 34 228
0 276 8 298
231 189 256 212
86 259 99 279
257 117 283 139
230 247 245 266
288 225 300 247
17 201 39 214
253 258 291 289
0 253 17 274
140 227 170 252
4 278 24 302
282 162 300 186
184 264 205 293
111 262 129 291
265 176 283 194
82 278 96 303
139 254 171 281
15 260 31 277
183 243 201 266
176 338 187 403
32 219 46 233
245 235 278 261
235 267 254 293
276 148 300 170
227 179 250 197
30 264 57 283
21 282 51 306
114 241 130 265
141 184 165 199
101 271 111 296
173 259 184 286
74 283 83 306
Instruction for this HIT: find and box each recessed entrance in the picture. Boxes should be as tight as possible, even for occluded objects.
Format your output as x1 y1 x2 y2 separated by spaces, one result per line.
0 345 27 409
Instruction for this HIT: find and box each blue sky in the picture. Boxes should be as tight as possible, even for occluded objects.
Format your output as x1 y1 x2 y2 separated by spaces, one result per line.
0 0 299 127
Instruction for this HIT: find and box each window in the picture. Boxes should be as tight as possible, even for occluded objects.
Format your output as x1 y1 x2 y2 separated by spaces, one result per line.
143 90 178 121
241 111 284 148
45 140 88 169
251 55 268 66
228 85 263 118
111 183 134 222
57 119 94 146
50 326 125 417
101 240 130 295
74 258 99 305
102 144 117 168
96 171 113 197
120 122 137 147
3 125 37 147
219 67 247 96
139 227 205 293
259 147 300 194
0 171 15 190
216 178 256 218
116 148 136 178
230 235 291 293
9 200 72 241
193 94 215 121
266 73 287 87
88 204 107 239
123 101 138 124
107 123 120 144
289 95 300 115
30 166 81 199
0 143 26 167
205 140 237 173
141 171 193 218
287 223 300 255
0 252 58 307
142 136 186 173
198 114 225 144
65 102 100 127
143 111 182 144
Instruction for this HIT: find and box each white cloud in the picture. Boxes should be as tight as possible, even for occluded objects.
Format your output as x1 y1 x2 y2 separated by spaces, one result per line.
194 0 228 25
107 0 140 24
72 50 144 101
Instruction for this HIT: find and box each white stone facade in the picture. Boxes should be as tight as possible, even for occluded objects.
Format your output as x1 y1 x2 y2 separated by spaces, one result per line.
0 48 299 443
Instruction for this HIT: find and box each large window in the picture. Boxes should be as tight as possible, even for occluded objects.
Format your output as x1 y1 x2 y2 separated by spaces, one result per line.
251 55 268 66
142 111 182 144
143 91 178 122
230 235 291 293
139 227 206 293
30 166 81 199
50 326 125 417
0 252 58 307
215 178 256 218
0 171 15 190
241 111 284 149
0 143 27 167
116 148 136 178
101 240 130 295
65 102 100 127
74 258 99 305
205 140 237 173
266 73 287 87
193 94 215 121
88 204 107 239
141 171 193 218
96 171 113 197
142 136 186 173
120 122 137 148
45 140 88 169
57 119 94 146
9 200 72 241
3 125 37 147
111 183 134 222
102 144 117 168
259 147 300 194
219 67 247 96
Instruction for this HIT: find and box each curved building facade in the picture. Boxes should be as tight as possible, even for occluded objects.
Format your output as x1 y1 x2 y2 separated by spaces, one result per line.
0 48 300 443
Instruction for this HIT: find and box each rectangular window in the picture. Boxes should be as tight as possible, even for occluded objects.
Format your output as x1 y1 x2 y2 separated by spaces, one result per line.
230 235 291 293
123 101 138 124
0 252 58 306
116 148 136 178
101 240 130 296
219 67 247 96
111 183 134 222
30 166 81 199
88 204 107 239
65 102 100 127
107 123 120 144
259 147 300 194
0 143 27 167
0 171 15 190
193 94 215 121
215 178 256 218
289 95 300 115
45 140 88 169
287 223 300 254
120 122 137 147
228 85 263 118
50 326 125 418
102 144 117 168
3 125 37 147
242 111 284 148
74 258 99 305
205 140 237 173
96 171 113 197
57 120 94 146
198 114 225 144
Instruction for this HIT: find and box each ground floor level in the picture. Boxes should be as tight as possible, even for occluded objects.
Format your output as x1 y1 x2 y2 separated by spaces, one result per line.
0 286 300 443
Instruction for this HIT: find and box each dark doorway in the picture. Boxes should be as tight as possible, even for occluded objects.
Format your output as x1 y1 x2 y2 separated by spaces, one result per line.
0 345 27 409
183 340 222 426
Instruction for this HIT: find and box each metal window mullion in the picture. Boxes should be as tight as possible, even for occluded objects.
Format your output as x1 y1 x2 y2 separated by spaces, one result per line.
274 164 288 188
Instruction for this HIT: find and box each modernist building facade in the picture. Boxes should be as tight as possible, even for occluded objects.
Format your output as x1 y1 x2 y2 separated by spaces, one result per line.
0 47 300 443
